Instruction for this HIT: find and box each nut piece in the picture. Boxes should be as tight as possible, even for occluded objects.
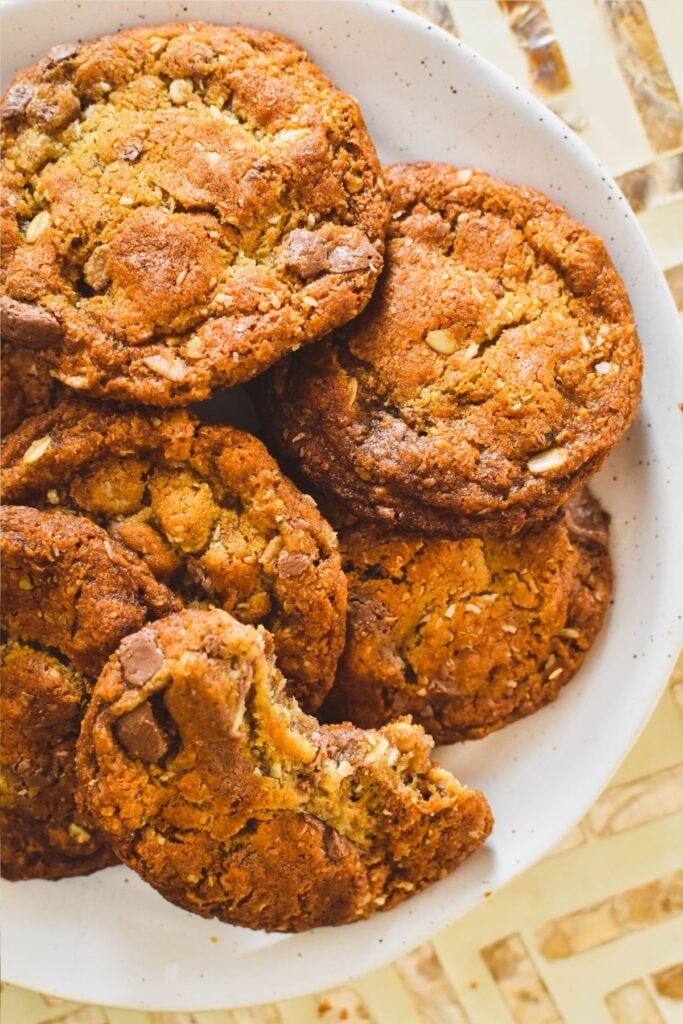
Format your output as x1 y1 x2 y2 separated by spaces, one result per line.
425 329 457 355
142 354 188 382
527 447 568 475
83 246 110 292
169 79 194 105
22 435 52 464
25 210 51 243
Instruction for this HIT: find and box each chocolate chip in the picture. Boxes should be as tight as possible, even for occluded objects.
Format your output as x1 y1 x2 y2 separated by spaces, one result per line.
118 629 163 688
564 490 610 548
0 296 63 348
277 550 310 578
115 703 169 763
46 43 80 66
327 237 380 274
1 84 34 120
280 229 328 278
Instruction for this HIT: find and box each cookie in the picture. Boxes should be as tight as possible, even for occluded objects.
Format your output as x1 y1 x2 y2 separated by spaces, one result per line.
1 23 387 405
1 339 61 435
2 400 347 710
261 163 642 536
0 505 179 880
322 490 612 742
76 608 492 932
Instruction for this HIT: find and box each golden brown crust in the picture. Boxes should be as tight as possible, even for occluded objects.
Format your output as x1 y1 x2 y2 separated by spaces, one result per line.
322 491 612 742
2 400 347 710
0 642 118 881
1 23 388 405
0 505 179 880
77 608 492 931
261 163 642 536
1 340 61 435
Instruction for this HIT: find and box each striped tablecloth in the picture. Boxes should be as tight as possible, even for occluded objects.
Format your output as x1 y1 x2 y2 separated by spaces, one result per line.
2 2 682 1021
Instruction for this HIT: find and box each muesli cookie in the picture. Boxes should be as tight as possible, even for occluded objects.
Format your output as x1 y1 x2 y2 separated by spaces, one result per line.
1 22 387 405
0 505 179 880
262 163 642 536
77 608 492 932
323 491 612 742
2 400 346 710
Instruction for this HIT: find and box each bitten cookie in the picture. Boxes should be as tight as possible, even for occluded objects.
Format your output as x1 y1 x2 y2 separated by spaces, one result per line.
0 22 388 405
261 163 642 537
2 400 347 710
322 491 612 742
0 505 179 880
77 608 492 932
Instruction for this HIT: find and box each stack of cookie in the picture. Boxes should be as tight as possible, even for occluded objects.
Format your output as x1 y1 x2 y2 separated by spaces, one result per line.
0 22 641 932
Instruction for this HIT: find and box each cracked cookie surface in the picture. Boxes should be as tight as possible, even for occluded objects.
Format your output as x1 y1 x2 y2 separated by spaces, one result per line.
0 504 179 880
322 490 612 742
76 608 492 931
2 400 347 710
1 22 388 405
261 163 642 536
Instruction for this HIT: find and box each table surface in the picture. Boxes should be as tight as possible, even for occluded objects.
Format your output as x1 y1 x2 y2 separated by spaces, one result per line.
2 1 682 1022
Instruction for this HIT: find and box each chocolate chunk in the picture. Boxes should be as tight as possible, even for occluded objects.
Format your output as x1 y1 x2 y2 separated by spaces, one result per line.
47 43 80 66
15 758 53 788
280 229 328 278
118 629 164 688
564 490 610 548
323 825 351 862
277 550 310 578
115 703 169 763
327 237 380 274
30 88 80 130
2 84 34 120
0 296 63 348
117 140 142 162
349 596 392 632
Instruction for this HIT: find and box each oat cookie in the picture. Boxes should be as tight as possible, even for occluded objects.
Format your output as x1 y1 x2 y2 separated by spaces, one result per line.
323 490 612 742
262 163 642 536
0 505 179 879
2 400 347 710
77 608 492 931
1 23 388 405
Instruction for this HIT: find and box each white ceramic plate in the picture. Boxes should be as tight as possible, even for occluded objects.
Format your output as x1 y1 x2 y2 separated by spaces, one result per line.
2 0 683 1011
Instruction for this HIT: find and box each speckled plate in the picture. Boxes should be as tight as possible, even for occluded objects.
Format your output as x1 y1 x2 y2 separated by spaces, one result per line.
2 0 682 1011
